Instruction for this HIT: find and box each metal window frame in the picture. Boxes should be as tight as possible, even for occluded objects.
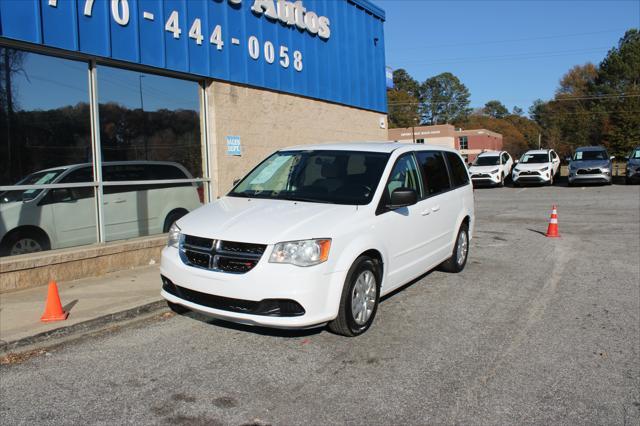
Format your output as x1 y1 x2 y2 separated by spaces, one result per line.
1 43 211 248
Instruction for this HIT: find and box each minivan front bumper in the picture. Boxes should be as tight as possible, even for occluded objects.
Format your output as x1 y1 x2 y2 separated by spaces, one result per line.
160 246 344 329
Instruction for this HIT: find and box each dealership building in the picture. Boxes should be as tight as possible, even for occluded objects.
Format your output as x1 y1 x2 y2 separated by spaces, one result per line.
0 0 388 290
388 124 503 162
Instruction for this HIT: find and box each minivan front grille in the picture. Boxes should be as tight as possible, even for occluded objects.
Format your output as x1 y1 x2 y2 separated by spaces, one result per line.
180 235 266 274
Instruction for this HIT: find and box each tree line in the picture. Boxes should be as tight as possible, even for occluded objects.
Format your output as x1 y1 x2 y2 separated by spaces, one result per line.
387 28 639 158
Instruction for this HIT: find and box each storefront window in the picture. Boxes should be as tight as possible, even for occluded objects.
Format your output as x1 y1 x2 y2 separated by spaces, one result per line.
0 48 96 256
96 66 203 242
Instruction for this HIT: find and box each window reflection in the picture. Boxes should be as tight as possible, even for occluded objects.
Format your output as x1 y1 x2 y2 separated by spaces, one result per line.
97 66 202 179
96 66 203 242
0 49 96 256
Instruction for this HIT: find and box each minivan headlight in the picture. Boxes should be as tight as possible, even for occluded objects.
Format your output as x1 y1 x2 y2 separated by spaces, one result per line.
167 223 182 248
269 239 331 267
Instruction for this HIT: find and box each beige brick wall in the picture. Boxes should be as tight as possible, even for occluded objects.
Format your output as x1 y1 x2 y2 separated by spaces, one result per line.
206 81 388 197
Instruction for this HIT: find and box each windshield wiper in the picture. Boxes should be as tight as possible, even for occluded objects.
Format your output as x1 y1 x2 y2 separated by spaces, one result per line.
279 195 334 204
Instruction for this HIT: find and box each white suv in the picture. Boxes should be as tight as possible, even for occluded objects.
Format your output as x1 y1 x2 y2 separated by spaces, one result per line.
469 151 514 187
512 149 561 186
161 143 475 336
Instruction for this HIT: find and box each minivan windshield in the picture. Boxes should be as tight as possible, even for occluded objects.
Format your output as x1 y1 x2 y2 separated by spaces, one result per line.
573 150 608 161
519 153 549 164
473 156 500 166
0 169 65 203
229 150 390 205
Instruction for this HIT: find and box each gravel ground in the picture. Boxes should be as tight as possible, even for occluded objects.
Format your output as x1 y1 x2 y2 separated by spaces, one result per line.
1 183 639 425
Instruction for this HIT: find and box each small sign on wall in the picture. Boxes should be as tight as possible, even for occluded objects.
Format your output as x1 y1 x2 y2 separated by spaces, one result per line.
226 136 242 156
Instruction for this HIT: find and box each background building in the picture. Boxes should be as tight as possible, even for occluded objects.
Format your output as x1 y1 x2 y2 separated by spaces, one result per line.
388 124 503 162
0 0 388 290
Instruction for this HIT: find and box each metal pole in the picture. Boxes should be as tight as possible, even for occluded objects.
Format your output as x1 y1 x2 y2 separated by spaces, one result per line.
412 125 415 144
538 133 541 150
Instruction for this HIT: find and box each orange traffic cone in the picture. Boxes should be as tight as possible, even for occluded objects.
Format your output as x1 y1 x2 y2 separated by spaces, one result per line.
545 205 560 238
40 281 69 322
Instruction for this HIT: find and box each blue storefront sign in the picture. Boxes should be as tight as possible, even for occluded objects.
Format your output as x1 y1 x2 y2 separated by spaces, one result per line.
0 0 387 113
226 135 242 156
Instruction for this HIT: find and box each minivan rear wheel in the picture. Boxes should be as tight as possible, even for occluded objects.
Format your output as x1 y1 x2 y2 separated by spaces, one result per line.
439 223 469 273
328 256 380 337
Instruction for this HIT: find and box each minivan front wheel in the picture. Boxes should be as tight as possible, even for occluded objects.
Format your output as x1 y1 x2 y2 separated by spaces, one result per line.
439 223 469 273
328 256 380 337
1 229 50 257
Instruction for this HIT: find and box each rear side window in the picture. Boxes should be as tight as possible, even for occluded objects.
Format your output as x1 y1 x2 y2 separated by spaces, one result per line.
445 152 470 188
416 151 451 197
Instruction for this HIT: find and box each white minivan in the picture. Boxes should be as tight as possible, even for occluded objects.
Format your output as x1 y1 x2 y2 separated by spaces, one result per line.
161 143 475 336
0 161 202 256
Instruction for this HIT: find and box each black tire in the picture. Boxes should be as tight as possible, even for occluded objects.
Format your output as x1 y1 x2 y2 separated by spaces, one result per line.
513 180 519 188
163 210 188 233
167 301 189 315
439 223 470 273
0 229 50 257
328 256 380 337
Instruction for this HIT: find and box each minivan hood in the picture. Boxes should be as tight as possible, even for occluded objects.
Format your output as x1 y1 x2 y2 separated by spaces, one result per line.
177 196 360 244
570 160 610 169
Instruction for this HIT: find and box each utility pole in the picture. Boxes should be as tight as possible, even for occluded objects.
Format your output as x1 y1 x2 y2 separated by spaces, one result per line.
538 133 541 150
412 117 418 144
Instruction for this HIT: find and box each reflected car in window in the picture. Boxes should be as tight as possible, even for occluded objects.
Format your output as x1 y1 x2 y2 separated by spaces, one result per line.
0 161 201 256
160 143 475 336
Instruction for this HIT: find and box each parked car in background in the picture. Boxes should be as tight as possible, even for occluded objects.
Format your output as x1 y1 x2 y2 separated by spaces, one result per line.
161 143 475 336
625 146 640 184
0 161 201 256
567 146 614 186
468 151 513 187
512 149 561 186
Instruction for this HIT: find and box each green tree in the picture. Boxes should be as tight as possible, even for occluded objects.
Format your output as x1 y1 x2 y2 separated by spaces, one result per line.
387 90 420 128
512 106 524 116
483 100 509 118
596 29 640 156
387 69 421 128
419 72 471 124
392 68 420 98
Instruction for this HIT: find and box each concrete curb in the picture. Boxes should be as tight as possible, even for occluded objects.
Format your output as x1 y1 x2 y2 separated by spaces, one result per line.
0 300 167 355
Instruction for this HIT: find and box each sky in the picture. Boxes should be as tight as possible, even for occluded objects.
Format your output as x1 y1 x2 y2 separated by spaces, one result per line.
378 0 640 113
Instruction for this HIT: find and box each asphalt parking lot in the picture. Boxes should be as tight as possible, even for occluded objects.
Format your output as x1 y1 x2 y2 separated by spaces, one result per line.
1 183 638 425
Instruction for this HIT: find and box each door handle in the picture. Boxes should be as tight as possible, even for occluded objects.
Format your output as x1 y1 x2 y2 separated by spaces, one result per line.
431 205 441 212
113 199 126 204
421 210 431 216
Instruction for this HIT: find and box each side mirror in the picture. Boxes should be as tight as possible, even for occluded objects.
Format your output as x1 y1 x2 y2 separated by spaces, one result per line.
51 188 75 203
565 156 571 162
514 159 519 164
610 156 615 160
388 187 417 209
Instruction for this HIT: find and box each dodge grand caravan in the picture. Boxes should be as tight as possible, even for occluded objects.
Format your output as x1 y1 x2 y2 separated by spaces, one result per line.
161 143 475 336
